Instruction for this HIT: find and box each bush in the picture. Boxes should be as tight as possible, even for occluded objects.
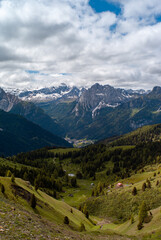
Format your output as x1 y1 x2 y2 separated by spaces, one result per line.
146 180 151 188
11 174 15 183
132 187 137 196
137 221 143 230
144 215 152 223
64 216 69 225
139 201 148 223
1 184 5 194
142 183 147 191
6 170 12 177
85 211 89 219
80 223 86 232
30 194 36 209
71 177 77 187
131 215 134 224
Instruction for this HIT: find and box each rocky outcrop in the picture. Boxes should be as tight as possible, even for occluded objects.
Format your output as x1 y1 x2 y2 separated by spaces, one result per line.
0 88 20 112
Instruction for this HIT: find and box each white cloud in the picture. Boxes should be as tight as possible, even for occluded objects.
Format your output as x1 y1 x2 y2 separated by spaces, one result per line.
0 0 161 90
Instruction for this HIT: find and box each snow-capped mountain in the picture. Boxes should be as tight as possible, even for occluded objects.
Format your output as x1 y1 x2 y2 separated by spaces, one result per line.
5 83 149 120
0 87 20 112
73 83 148 118
16 83 84 102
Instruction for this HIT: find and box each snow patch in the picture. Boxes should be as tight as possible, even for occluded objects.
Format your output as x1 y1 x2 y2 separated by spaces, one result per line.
92 101 120 118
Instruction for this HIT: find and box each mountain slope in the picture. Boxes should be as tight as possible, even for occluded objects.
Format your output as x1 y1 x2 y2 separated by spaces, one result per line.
10 101 65 137
59 86 161 140
0 87 65 137
0 110 71 156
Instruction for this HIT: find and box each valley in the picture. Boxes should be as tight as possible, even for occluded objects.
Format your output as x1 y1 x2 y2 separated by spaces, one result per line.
1 0 161 239
1 123 161 239
1 84 161 239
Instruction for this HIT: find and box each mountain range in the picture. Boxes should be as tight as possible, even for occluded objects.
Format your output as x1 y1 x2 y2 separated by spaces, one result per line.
3 83 161 143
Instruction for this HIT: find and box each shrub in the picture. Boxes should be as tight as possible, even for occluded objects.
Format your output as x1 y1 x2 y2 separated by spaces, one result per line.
30 194 36 209
71 177 77 187
78 205 82 211
85 211 89 219
146 180 151 188
142 183 147 191
11 174 15 183
131 215 134 224
80 223 86 232
64 216 69 225
139 201 148 223
1 184 5 194
137 221 143 230
156 180 160 186
132 187 137 196
6 170 12 177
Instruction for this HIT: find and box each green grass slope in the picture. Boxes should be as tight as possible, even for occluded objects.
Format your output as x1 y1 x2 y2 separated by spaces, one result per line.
85 163 161 239
105 123 161 147
0 177 130 240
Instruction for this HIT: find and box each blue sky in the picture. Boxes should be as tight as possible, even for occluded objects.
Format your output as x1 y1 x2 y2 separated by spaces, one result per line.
89 0 121 15
0 0 161 90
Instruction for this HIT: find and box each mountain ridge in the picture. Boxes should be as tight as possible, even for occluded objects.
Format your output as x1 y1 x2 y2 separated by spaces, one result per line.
0 88 65 137
0 109 71 156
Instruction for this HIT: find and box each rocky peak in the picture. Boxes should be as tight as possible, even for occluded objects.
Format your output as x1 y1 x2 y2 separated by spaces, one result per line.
0 88 20 112
147 86 161 99
74 83 146 117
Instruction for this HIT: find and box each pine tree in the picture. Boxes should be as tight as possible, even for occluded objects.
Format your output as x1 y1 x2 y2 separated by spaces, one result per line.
139 201 148 224
64 216 69 225
142 182 146 191
6 170 12 177
132 187 137 196
80 223 86 232
146 180 151 188
1 184 5 194
78 205 82 211
11 174 15 183
30 194 36 209
85 211 89 219
137 221 143 230
83 204 87 214
131 215 134 224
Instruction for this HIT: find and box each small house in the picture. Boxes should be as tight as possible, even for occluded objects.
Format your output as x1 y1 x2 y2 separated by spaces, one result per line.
116 182 123 188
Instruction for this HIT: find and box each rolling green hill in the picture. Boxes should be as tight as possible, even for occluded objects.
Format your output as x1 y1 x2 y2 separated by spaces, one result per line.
1 124 161 239
0 177 129 240
100 123 161 147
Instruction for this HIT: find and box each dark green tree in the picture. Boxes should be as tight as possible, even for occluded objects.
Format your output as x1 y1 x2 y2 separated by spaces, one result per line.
80 223 86 232
139 201 148 224
132 187 137 196
71 177 77 187
64 216 69 225
11 174 15 183
142 182 147 191
1 184 5 194
30 194 36 209
146 180 151 188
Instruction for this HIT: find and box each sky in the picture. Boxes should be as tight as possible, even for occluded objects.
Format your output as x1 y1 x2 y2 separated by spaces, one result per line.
0 0 161 90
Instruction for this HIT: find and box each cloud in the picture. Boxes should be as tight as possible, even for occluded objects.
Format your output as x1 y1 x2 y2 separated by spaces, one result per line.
0 0 161 90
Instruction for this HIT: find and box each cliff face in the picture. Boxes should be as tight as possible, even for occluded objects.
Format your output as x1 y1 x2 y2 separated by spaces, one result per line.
0 88 20 112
